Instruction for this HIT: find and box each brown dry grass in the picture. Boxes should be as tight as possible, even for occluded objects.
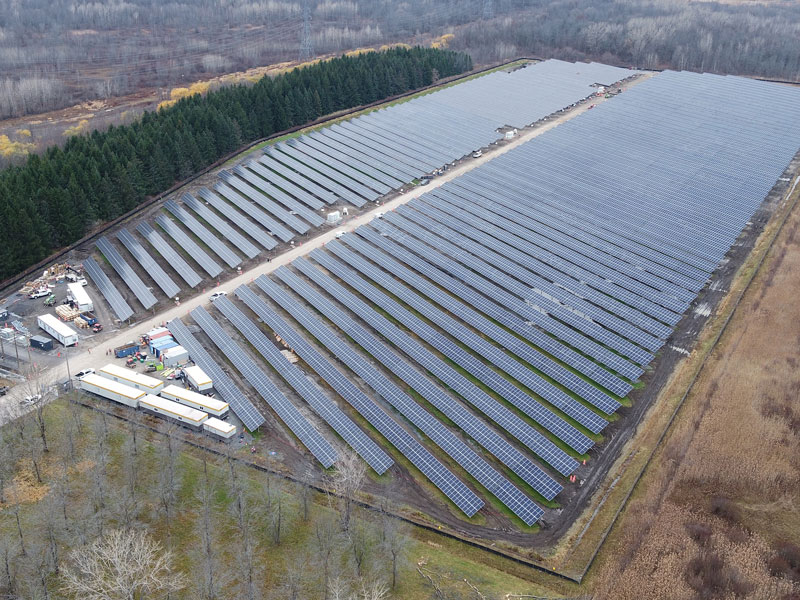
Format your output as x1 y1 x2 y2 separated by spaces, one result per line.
588 187 800 599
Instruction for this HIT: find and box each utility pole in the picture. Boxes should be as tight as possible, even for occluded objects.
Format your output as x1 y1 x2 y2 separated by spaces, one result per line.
482 0 495 20
299 0 314 62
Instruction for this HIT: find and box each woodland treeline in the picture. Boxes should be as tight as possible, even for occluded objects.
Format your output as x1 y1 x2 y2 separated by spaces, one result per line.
0 46 472 282
1 0 799 120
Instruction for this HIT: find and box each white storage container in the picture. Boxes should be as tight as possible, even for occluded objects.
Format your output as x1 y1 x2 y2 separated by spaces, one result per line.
203 417 237 439
67 282 93 312
184 365 213 392
37 314 79 347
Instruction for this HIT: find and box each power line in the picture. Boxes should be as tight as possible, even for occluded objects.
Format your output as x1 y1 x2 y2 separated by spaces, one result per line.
299 0 315 62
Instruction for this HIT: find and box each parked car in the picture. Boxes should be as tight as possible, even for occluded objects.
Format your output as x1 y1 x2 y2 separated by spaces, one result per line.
74 368 95 380
472 151 483 158
21 394 42 406
210 291 227 300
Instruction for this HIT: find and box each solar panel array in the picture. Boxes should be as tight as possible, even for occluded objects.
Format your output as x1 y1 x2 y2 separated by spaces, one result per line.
189 306 336 467
95 236 157 310
136 222 202 288
155 214 223 278
182 193 260 259
233 284 484 515
164 200 241 269
116 229 181 298
166 317 266 431
82 257 133 321
212 295 394 474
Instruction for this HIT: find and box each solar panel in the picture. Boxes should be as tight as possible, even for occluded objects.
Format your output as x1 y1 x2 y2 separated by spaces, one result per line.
182 193 260 258
115 229 180 298
166 317 266 431
256 154 337 205
154 214 223 278
244 160 325 210
322 239 615 427
213 295 393 474
164 199 241 268
82 257 133 321
218 170 311 233
305 250 576 488
135 222 202 288
195 188 277 251
235 283 484 517
301 133 406 187
95 236 157 310
234 164 325 226
190 306 336 467
339 232 628 406
269 267 544 525
212 182 294 243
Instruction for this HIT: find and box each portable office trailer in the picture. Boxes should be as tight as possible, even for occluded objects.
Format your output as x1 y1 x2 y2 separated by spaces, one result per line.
160 384 228 418
139 394 207 430
67 282 93 312
80 373 144 408
30 335 54 351
203 417 237 440
98 363 165 394
162 345 189 367
184 365 212 392
37 314 78 346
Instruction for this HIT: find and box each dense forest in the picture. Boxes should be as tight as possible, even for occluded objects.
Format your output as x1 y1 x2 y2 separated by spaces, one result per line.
0 46 472 282
1 0 799 120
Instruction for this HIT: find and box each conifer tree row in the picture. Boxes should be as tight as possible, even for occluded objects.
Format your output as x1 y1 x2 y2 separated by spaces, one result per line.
0 47 473 281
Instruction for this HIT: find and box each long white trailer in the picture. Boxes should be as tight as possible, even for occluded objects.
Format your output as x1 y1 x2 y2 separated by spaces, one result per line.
160 384 229 418
80 373 145 408
184 365 212 392
140 394 207 430
37 313 78 347
67 282 93 312
98 363 164 394
203 417 237 439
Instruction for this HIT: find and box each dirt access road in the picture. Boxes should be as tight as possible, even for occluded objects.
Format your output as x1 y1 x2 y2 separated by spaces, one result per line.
0 73 649 419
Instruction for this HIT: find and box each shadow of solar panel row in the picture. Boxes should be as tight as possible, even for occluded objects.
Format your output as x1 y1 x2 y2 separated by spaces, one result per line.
340 231 630 403
275 143 379 203
265 145 367 207
451 173 703 299
166 317 266 431
232 165 324 227
245 160 325 210
95 236 157 310
115 229 180 299
286 139 394 195
163 200 241 269
213 182 294 243
357 225 634 395
215 171 310 235
256 155 337 205
392 205 656 365
190 306 336 467
154 214 222 278
135 222 202 288
303 251 575 488
272 266 544 525
407 198 665 353
196 188 277 251
424 190 675 337
236 283 485 517
375 215 645 380
181 193 260 259
82 257 134 321
300 134 405 188
430 189 683 326
323 239 617 425
212 295 394 475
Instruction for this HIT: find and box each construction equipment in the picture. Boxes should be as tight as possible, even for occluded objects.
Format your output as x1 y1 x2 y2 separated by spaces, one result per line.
43 294 56 307
125 356 136 368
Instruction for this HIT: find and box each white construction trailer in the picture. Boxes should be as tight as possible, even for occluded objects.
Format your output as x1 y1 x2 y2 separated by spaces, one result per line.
184 365 212 392
80 373 145 408
37 314 79 347
67 282 93 312
98 363 164 394
203 417 237 440
139 394 207 430
160 384 228 418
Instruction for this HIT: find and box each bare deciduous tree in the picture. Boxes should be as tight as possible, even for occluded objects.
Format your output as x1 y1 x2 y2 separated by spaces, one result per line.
331 449 366 532
60 529 186 600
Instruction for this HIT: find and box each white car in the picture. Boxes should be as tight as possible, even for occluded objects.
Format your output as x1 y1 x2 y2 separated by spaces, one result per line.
335 231 345 239
472 151 483 158
376 212 386 219
210 291 227 300
75 368 95 380
21 394 42 406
